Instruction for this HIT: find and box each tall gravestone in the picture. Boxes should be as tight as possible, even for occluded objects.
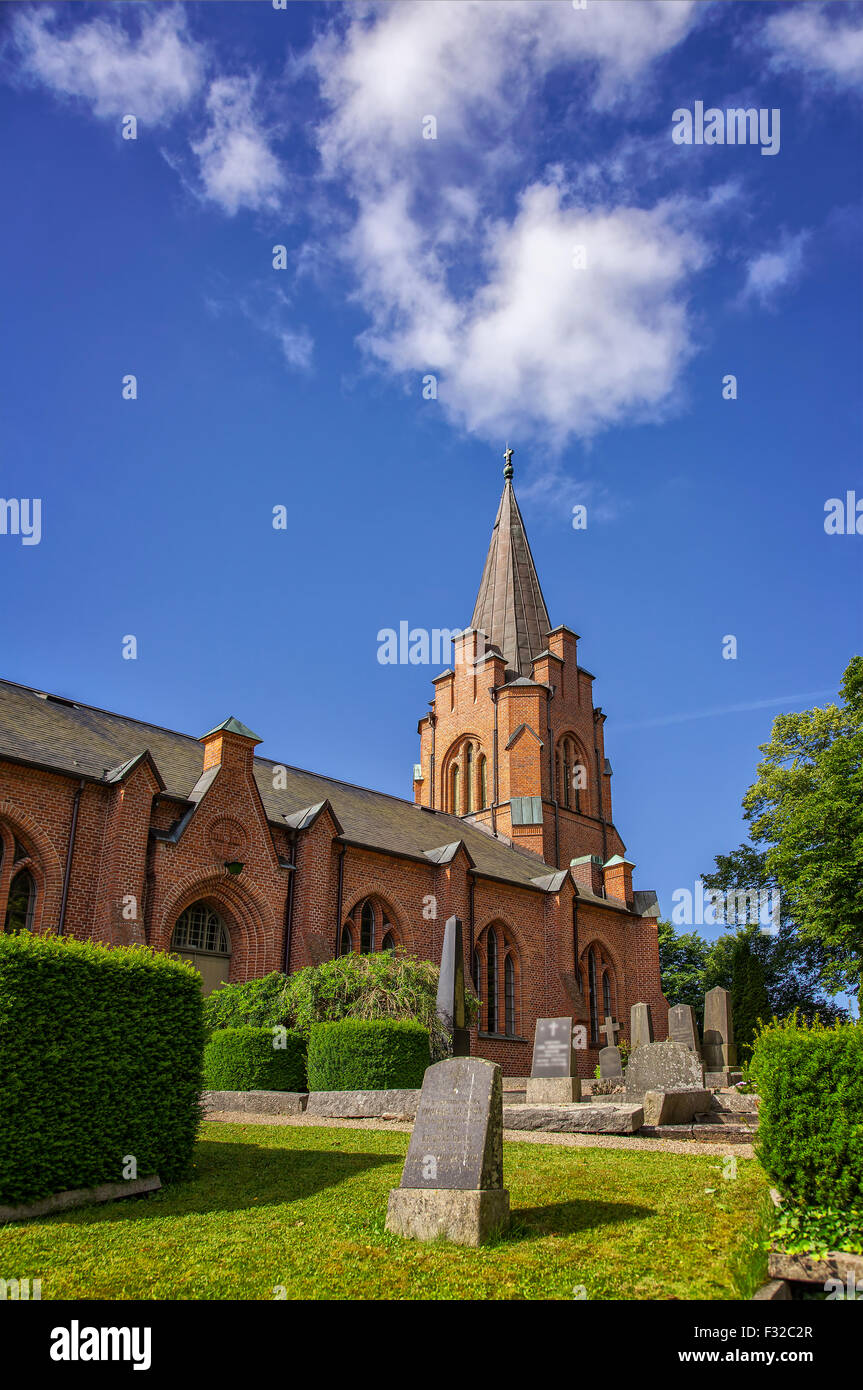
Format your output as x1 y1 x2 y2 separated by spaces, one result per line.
436 916 470 1057
599 1046 623 1081
668 1003 701 1056
386 1058 509 1246
630 1002 654 1051
526 1018 582 1104
702 986 738 1082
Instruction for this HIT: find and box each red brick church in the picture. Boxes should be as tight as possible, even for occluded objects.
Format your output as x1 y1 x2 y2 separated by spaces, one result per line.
0 452 667 1076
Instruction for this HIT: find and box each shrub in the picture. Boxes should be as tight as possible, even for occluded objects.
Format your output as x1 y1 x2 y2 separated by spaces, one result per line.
205 952 478 1060
751 1014 863 1208
203 1026 306 1092
307 1018 430 1090
0 934 205 1205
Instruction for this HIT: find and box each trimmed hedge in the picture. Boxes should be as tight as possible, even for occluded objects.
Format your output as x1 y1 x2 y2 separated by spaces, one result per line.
307 1018 430 1091
0 934 205 1205
751 1016 863 1207
204 1026 306 1092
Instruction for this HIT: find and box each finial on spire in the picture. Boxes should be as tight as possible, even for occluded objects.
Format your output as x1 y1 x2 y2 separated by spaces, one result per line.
503 444 514 480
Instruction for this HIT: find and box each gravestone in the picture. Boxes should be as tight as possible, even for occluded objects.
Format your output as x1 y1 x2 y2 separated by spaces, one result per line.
601 1015 621 1049
630 1002 654 1051
668 1003 701 1056
436 916 470 1057
386 1058 509 1246
702 986 738 1083
599 1045 623 1081
625 1039 705 1100
526 1017 582 1104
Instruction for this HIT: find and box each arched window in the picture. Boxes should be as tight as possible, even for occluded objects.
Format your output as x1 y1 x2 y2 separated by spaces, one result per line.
381 931 395 953
360 900 375 953
340 924 353 955
465 744 474 813
451 764 460 816
4 869 35 934
172 903 229 954
562 744 571 808
479 756 488 810
588 948 599 1044
473 950 481 1009
504 954 516 1036
602 971 612 1022
486 927 498 1034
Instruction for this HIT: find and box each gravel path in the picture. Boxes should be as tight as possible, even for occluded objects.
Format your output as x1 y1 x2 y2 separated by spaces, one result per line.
204 1110 754 1159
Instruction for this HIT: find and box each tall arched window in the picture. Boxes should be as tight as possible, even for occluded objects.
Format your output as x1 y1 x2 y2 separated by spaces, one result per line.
340 924 353 955
479 756 488 810
588 948 599 1044
562 745 571 808
602 971 612 1022
451 764 460 816
4 869 35 934
473 950 481 1011
360 900 375 953
465 744 474 813
504 954 516 1037
170 901 231 995
486 927 498 1033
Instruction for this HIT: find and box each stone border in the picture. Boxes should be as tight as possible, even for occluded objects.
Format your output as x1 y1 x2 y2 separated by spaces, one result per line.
768 1249 863 1285
201 1090 308 1116
305 1090 420 1121
0 1174 161 1224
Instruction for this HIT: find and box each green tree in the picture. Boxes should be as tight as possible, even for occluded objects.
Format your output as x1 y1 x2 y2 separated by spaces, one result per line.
730 929 770 1063
742 657 863 1007
657 919 710 1020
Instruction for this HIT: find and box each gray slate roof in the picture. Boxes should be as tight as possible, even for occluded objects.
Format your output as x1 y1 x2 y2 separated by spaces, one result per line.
0 678 567 893
470 478 552 677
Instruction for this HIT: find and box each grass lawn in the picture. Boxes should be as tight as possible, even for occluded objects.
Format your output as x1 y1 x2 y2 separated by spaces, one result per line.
1 1122 772 1300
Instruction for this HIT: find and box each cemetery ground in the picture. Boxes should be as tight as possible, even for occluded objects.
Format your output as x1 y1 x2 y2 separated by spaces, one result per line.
1 1120 771 1300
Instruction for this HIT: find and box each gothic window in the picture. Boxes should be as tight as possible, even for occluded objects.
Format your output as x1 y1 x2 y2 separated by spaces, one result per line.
360 900 375 953
562 746 571 808
473 951 481 1009
602 971 612 1021
479 756 488 810
340 924 353 955
588 948 599 1044
504 954 516 1037
465 744 474 813
4 869 35 934
486 927 498 1033
171 902 229 954
451 763 460 816
381 930 395 953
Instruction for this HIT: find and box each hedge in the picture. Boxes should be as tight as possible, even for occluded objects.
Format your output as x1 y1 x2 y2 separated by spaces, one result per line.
0 934 206 1205
307 1018 430 1091
203 1026 306 1092
751 1015 863 1208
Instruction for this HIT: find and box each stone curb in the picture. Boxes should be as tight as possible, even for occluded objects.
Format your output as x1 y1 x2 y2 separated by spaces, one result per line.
0 1174 161 1224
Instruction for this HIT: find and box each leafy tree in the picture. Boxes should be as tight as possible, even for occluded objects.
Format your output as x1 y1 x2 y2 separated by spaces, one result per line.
730 929 770 1063
657 919 710 1020
743 657 863 1007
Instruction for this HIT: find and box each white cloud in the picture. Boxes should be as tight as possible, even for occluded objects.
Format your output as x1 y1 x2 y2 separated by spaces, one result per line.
207 283 313 371
740 231 809 307
191 76 286 216
311 1 708 445
762 3 863 92
12 5 204 125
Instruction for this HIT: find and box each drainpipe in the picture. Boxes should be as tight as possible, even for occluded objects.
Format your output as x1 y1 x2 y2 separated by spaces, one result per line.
547 688 559 868
593 729 608 866
490 687 499 836
57 779 84 936
333 842 345 957
282 831 297 975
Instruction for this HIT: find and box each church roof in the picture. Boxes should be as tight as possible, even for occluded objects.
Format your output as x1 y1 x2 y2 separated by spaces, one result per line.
0 678 570 894
470 456 552 676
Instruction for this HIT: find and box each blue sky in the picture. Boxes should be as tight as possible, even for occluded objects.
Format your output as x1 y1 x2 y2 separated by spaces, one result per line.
1 1 861 973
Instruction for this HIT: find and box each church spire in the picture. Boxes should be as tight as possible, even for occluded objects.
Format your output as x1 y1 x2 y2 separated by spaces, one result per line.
470 447 551 677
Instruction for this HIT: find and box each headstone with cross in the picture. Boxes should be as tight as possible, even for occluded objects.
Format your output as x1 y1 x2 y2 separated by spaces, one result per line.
598 1016 623 1084
601 1015 621 1049
525 1016 582 1104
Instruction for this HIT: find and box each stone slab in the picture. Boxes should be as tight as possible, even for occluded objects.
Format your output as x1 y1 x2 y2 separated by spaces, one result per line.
625 1039 704 1098
202 1090 308 1116
305 1090 419 1121
642 1089 711 1127
752 1279 792 1301
525 1076 582 1105
599 1045 623 1080
668 1003 701 1054
768 1250 863 1286
703 986 737 1071
401 1058 503 1190
436 915 470 1056
630 1002 655 1050
705 1070 743 1088
503 1103 643 1134
386 1187 510 1247
0 1174 161 1224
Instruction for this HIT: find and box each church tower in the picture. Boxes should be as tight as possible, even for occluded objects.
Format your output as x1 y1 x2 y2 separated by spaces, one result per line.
414 448 634 904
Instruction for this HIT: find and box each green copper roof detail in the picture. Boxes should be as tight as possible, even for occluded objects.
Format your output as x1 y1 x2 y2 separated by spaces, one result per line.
201 716 262 743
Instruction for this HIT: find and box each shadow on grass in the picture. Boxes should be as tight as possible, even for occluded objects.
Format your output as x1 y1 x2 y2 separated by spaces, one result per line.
504 1197 654 1243
42 1142 398 1226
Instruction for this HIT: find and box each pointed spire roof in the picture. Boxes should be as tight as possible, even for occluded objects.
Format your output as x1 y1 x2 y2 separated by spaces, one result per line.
470 448 551 676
